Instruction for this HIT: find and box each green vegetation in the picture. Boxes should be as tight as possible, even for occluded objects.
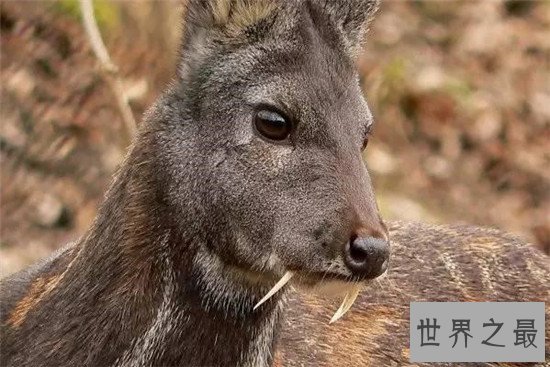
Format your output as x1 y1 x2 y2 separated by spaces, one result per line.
53 0 119 30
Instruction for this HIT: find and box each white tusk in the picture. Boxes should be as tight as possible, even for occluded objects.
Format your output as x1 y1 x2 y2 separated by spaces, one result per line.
253 271 294 310
329 292 351 324
329 283 362 324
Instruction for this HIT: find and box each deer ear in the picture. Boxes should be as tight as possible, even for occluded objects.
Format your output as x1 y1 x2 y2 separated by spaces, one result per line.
321 0 381 55
181 0 277 44
179 0 278 77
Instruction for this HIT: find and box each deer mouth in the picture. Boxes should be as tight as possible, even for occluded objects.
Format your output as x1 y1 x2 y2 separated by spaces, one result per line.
292 270 358 285
254 270 368 323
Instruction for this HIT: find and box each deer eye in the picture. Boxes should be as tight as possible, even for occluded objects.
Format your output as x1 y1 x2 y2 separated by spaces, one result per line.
361 127 373 151
254 109 291 142
361 136 370 151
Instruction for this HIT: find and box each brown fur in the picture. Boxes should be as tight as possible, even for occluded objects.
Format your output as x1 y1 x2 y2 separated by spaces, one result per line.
182 0 278 39
212 0 276 29
8 275 62 328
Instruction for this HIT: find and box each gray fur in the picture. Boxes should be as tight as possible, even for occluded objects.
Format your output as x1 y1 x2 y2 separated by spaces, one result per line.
0 1 383 366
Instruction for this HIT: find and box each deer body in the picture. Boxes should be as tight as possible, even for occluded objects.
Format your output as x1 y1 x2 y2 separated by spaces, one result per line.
1 0 549 366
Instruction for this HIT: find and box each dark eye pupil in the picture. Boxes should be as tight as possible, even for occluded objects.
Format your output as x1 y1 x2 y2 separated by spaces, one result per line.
362 136 369 150
254 110 291 141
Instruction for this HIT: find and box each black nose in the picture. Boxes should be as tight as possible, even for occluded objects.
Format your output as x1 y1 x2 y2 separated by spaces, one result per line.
343 235 390 279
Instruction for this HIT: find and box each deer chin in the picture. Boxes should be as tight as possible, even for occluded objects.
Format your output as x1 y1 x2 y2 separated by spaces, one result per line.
292 276 366 323
299 279 365 297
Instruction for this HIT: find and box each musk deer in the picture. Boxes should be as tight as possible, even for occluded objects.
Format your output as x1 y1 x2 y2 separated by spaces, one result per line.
1 0 548 366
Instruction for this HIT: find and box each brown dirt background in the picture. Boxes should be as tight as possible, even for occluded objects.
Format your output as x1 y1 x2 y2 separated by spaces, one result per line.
1 0 549 278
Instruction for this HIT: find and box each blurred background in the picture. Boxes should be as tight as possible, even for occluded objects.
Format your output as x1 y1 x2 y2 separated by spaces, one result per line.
1 0 549 277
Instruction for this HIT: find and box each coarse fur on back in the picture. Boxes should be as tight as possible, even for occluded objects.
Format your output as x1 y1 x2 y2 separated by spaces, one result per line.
279 222 550 366
1 0 549 366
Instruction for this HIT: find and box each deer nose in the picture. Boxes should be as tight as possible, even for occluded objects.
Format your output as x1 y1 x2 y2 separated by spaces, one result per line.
343 234 390 279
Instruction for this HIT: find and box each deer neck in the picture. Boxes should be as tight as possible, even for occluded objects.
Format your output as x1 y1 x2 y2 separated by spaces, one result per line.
71 148 286 366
